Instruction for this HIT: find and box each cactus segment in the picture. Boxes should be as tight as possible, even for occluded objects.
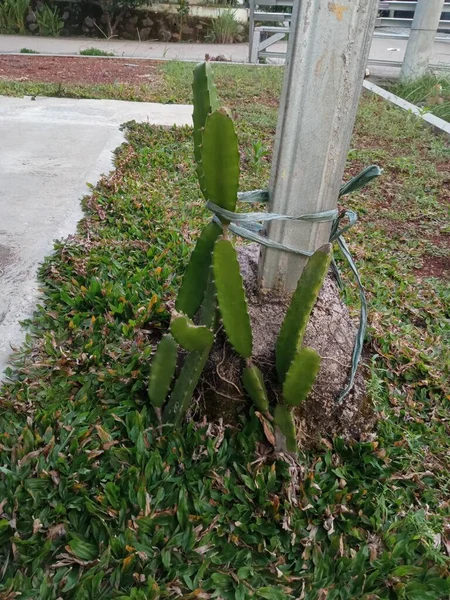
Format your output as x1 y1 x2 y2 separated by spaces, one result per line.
242 364 270 415
176 220 222 318
282 347 321 407
192 61 219 197
202 109 240 215
148 334 178 409
171 314 214 352
213 238 252 359
276 243 332 382
163 274 217 425
163 345 212 426
273 404 297 453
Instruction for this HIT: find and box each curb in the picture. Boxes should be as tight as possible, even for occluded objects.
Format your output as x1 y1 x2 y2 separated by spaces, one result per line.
363 79 450 139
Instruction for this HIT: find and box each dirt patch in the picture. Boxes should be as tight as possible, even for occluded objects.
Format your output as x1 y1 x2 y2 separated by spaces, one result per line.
415 255 450 279
0 55 162 86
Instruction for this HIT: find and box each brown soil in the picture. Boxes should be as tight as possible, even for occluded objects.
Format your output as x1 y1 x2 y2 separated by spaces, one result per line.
0 55 162 85
415 255 450 279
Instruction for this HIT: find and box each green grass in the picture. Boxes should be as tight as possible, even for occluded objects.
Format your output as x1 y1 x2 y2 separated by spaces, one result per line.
0 63 449 599
20 47 39 54
389 72 450 122
79 47 115 57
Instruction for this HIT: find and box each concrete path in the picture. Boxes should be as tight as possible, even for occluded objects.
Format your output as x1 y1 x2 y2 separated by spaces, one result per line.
0 96 192 377
1 33 450 69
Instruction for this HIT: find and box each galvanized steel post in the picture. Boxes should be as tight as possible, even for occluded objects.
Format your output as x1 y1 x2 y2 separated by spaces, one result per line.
258 0 379 291
401 0 444 80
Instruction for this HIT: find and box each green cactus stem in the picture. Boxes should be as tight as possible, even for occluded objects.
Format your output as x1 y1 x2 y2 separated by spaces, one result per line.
273 404 297 453
192 61 219 197
282 347 321 407
163 273 217 425
148 334 178 423
170 313 214 352
176 220 222 318
276 243 332 382
213 238 252 359
242 363 270 417
202 109 240 216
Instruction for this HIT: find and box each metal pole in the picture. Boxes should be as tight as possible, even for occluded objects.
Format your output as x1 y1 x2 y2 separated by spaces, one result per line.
258 0 379 291
400 0 443 80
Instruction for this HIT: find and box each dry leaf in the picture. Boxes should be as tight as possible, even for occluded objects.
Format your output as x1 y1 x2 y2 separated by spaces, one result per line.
255 411 276 446
47 523 67 541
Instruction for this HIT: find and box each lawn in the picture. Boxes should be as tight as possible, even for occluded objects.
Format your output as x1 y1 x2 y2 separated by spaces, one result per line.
0 61 449 599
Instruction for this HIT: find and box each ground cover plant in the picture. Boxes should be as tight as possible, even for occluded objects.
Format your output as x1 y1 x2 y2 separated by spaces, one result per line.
79 48 116 57
0 61 449 598
389 72 450 122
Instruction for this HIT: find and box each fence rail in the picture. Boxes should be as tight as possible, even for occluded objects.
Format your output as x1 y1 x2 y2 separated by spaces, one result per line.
377 1 450 30
249 1 450 64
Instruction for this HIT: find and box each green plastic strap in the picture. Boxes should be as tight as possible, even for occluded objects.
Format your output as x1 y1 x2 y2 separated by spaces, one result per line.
335 230 367 402
207 201 337 224
237 189 269 203
227 221 314 257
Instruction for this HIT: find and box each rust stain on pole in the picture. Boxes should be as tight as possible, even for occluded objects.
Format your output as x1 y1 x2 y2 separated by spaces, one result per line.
328 2 349 21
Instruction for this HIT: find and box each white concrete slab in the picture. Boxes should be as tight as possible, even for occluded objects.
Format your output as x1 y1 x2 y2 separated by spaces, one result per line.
0 95 192 376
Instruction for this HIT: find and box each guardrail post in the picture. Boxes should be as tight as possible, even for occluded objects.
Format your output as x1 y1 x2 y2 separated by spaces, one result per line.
248 0 255 63
401 0 444 79
258 0 379 291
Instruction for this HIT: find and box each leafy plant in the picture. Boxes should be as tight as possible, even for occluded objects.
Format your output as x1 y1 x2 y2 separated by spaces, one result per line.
35 3 63 36
79 47 115 56
177 0 190 39
148 62 378 452
250 139 268 169
20 47 39 53
206 10 241 43
0 0 30 34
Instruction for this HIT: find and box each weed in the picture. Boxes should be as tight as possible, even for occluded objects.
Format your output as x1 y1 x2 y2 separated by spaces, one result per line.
79 47 115 57
250 139 269 169
206 10 242 43
389 72 450 122
19 47 39 53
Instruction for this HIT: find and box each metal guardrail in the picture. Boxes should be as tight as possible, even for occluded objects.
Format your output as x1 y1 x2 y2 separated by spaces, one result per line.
377 1 450 31
249 1 450 64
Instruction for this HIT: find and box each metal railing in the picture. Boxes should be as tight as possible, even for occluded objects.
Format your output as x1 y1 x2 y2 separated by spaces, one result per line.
248 0 293 63
377 1 450 31
248 1 450 64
